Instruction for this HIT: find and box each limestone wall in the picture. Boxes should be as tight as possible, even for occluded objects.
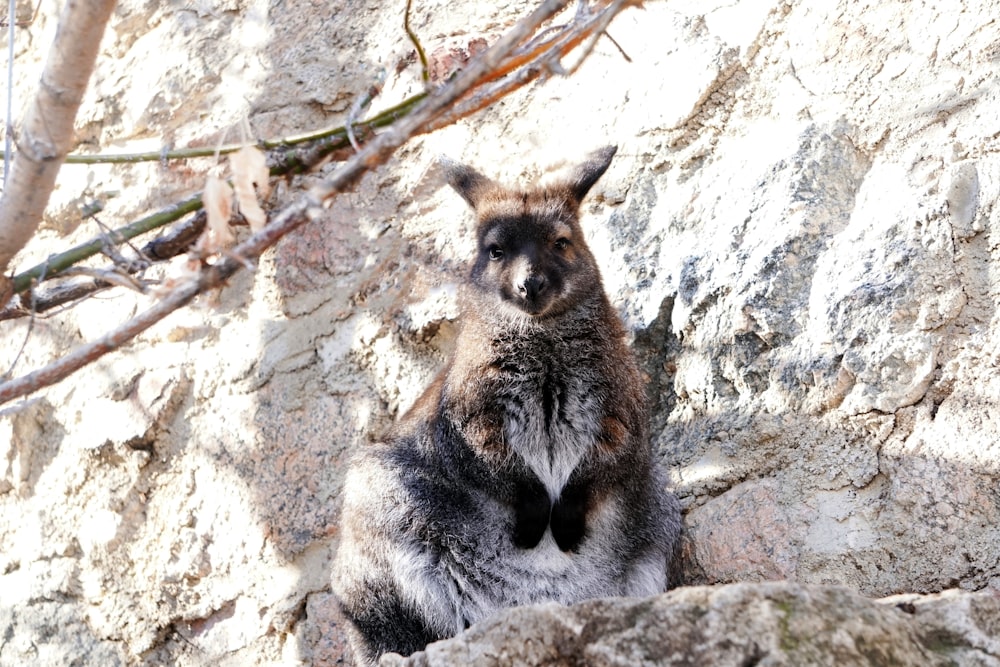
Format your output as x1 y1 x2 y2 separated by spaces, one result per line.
1 0 999 664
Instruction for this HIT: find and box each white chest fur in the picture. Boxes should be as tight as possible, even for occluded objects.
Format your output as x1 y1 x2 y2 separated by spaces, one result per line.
502 372 600 499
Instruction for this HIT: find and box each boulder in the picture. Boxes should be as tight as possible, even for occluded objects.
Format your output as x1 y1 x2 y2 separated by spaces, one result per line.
385 583 1000 667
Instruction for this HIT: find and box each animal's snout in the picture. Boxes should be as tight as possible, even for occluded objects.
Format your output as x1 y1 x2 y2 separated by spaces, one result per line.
519 274 547 301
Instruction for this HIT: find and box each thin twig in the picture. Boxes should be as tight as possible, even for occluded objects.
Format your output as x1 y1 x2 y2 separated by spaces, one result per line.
560 0 624 76
0 0 630 405
603 30 631 62
514 23 569 55
95 217 151 273
347 71 386 151
1 302 34 380
59 91 428 166
1 265 43 380
404 0 430 83
58 266 150 293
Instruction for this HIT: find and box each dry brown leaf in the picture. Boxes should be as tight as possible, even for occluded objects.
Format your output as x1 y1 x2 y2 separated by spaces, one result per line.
200 174 236 254
231 145 270 232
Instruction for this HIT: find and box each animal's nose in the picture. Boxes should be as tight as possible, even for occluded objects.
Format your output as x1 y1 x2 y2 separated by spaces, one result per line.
519 274 546 300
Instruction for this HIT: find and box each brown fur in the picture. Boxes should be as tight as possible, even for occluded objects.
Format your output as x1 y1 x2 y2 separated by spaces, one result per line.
332 146 681 666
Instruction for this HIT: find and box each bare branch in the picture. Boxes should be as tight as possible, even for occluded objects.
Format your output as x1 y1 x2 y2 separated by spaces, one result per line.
60 91 428 166
11 194 205 294
8 93 429 296
0 209 210 321
0 0 118 277
425 0 622 132
0 0 630 405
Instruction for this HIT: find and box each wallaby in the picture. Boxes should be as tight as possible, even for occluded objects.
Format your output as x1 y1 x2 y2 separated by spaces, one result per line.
332 146 681 665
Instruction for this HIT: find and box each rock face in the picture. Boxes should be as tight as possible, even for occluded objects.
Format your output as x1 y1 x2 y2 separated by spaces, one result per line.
384 583 1000 667
1 0 999 665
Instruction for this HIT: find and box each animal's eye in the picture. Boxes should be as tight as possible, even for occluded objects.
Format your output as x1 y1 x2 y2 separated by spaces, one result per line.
488 245 504 261
554 238 571 251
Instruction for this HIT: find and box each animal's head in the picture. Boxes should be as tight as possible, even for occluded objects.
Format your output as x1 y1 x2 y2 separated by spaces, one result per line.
444 146 617 320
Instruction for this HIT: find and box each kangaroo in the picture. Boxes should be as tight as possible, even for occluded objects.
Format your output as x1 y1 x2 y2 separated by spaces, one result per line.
332 146 681 665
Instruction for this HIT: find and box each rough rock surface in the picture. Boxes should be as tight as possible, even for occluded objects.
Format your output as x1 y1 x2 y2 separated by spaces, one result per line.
1 0 999 665
384 583 1000 667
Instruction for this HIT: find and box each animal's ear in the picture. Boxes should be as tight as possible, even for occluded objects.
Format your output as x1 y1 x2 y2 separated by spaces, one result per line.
441 157 496 209
567 145 617 203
